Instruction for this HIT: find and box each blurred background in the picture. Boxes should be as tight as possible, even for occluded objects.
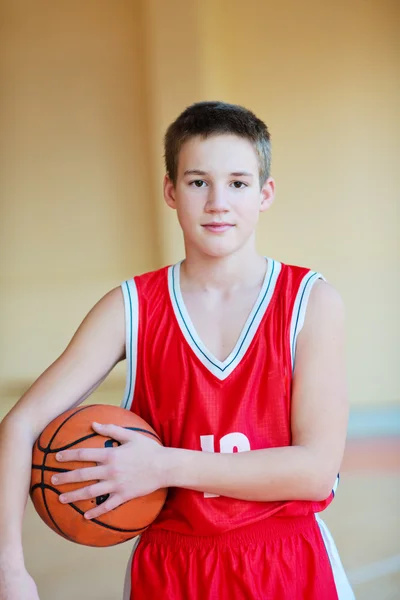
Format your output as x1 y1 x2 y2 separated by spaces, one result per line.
0 0 399 598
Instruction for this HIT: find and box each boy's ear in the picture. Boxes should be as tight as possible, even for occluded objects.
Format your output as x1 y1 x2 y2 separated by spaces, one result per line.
164 174 177 210
260 177 275 212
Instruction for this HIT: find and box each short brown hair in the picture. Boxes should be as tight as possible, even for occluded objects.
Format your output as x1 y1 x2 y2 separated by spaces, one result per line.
164 101 271 187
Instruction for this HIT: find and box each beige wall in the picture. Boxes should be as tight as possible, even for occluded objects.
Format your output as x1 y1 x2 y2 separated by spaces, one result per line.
0 0 398 407
199 0 400 408
0 1 157 387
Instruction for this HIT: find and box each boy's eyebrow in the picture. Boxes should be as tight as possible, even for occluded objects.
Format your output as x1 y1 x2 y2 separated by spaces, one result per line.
184 170 208 176
230 171 254 178
183 170 254 177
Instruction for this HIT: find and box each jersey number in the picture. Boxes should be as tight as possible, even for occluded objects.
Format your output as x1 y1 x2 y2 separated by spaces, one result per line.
200 433 251 498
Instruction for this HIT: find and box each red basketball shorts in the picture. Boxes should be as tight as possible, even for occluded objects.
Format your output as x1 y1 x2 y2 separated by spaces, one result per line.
124 515 354 600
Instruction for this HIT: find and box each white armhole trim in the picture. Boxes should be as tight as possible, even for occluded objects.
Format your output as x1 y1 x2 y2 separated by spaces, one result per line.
121 279 139 411
290 271 326 371
290 272 340 500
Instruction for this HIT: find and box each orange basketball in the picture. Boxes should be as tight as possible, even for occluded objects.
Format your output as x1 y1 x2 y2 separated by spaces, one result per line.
30 404 167 547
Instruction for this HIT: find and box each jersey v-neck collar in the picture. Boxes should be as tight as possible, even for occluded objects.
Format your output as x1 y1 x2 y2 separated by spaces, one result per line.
168 258 281 380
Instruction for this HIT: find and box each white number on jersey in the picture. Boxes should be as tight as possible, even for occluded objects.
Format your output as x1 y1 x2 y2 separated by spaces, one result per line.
200 432 251 498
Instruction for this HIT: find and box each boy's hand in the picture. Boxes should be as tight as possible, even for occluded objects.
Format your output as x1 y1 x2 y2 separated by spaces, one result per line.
52 422 167 519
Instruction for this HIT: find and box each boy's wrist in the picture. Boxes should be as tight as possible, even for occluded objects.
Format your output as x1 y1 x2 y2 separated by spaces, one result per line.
0 545 25 571
158 446 189 489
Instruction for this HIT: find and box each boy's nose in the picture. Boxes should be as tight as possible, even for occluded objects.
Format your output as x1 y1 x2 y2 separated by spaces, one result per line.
205 187 229 212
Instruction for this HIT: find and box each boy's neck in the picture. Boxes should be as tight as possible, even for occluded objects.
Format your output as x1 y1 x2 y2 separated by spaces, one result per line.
180 249 267 292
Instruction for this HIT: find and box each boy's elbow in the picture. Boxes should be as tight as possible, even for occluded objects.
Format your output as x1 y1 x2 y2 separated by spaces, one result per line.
309 471 338 501
1 409 36 444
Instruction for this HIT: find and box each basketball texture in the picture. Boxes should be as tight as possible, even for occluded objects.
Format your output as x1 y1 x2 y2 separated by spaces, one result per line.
30 404 167 547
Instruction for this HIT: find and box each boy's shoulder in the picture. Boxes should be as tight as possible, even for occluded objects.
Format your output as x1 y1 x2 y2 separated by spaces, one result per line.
124 264 170 284
271 257 325 287
272 259 333 313
277 259 341 314
277 257 322 274
121 265 171 304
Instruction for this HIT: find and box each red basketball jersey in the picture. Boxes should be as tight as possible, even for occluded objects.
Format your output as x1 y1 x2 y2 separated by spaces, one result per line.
120 258 338 535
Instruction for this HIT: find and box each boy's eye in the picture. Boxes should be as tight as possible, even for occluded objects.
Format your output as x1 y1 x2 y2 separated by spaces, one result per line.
232 181 247 189
191 180 206 188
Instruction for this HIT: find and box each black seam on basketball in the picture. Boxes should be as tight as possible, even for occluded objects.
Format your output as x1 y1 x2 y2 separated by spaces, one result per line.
33 406 161 541
38 406 92 541
125 427 161 442
32 465 71 474
37 432 99 453
30 484 73 541
68 504 149 534
31 484 148 534
69 504 149 533
38 426 161 453
37 404 96 452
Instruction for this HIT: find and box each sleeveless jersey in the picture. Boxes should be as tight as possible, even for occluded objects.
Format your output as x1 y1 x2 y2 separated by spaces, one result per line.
120 258 338 536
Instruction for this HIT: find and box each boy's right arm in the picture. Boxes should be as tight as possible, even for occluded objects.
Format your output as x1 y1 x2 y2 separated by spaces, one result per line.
0 286 126 599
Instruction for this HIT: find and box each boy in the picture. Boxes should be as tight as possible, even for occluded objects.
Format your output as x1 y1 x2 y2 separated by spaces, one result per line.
0 102 354 599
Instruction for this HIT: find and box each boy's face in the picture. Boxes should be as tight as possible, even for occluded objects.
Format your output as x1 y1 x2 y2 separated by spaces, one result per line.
164 134 275 259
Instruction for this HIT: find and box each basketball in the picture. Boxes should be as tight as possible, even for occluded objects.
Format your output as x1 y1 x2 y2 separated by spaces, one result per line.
30 404 167 547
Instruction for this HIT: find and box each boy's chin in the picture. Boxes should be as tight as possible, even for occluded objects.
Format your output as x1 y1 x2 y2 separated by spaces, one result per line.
194 241 243 259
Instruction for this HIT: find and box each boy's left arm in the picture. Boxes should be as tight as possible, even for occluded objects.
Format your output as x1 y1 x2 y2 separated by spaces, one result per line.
54 280 349 517
163 280 349 502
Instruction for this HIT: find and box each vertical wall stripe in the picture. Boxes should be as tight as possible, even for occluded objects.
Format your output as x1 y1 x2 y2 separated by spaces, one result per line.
121 279 139 411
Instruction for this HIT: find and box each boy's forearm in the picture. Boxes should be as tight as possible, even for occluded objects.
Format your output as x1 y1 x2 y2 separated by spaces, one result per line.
162 445 336 502
0 415 35 568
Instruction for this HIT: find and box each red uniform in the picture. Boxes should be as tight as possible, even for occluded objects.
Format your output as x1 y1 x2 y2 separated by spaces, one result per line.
120 258 354 599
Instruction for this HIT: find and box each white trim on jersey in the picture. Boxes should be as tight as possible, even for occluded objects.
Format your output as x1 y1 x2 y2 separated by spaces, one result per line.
332 473 340 495
290 272 340 509
122 536 140 600
289 270 326 372
168 258 282 381
121 279 139 411
315 515 355 599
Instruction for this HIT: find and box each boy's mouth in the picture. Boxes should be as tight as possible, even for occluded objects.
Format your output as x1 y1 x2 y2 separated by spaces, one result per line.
202 222 234 233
